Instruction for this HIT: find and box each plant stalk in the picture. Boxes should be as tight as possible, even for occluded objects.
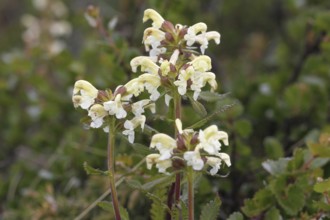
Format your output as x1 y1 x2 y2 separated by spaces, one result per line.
107 118 121 220
187 167 194 220
173 90 182 203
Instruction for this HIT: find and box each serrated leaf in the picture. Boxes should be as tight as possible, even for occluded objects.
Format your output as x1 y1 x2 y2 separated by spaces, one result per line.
187 94 207 117
187 103 236 129
198 91 230 102
119 206 130 220
265 207 282 220
241 188 274 217
313 200 330 212
199 196 222 220
262 158 290 176
149 187 168 220
83 161 107 176
227 212 244 220
287 149 305 171
314 178 330 193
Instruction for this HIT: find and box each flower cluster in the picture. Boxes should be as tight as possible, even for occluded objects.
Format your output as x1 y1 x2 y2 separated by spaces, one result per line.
72 80 154 143
146 119 231 175
129 9 220 102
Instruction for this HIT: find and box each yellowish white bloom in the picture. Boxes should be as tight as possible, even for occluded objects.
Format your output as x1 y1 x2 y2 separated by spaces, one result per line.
197 125 229 155
131 99 155 116
139 74 161 101
146 154 172 174
122 115 146 143
206 153 231 175
184 150 204 171
150 133 177 160
143 9 165 29
72 80 98 109
191 71 217 100
123 78 144 100
88 104 108 128
174 66 194 95
190 55 212 72
103 94 127 119
184 22 207 46
130 56 160 74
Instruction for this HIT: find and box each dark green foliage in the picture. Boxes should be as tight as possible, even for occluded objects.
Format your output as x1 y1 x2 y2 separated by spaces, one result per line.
199 196 222 220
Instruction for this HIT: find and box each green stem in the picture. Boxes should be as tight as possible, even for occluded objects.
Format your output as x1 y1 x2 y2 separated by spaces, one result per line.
107 118 121 220
187 167 194 220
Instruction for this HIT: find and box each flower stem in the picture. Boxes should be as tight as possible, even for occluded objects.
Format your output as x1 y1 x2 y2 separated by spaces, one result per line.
187 167 194 220
173 90 182 203
107 118 121 220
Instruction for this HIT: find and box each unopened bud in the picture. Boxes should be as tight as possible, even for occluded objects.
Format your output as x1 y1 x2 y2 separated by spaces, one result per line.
161 21 175 33
190 132 199 145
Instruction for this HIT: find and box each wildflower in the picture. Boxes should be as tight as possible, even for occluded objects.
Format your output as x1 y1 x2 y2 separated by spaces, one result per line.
143 9 165 29
122 78 144 100
146 154 172 174
122 115 146 143
130 56 160 74
139 74 161 101
103 94 127 119
72 80 98 109
143 27 165 52
206 153 231 175
197 125 229 155
184 22 207 46
190 71 217 100
150 133 177 160
88 104 108 128
131 99 155 116
183 150 204 171
190 55 212 72
174 66 194 96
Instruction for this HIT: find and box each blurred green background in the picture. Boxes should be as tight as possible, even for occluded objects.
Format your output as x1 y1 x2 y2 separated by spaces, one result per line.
1 0 330 219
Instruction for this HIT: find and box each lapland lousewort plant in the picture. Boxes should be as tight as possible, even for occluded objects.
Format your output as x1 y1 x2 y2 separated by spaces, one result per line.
73 8 230 220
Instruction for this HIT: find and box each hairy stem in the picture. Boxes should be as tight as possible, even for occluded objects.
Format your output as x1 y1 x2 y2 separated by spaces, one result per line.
107 118 121 220
187 167 194 220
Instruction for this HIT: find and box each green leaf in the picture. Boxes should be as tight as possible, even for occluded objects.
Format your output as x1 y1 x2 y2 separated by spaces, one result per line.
198 91 230 102
241 188 275 217
313 178 330 193
187 94 207 117
262 158 290 176
199 196 222 220
264 137 284 159
187 103 236 129
313 200 330 212
83 161 107 176
149 187 168 220
265 207 282 220
227 212 244 220
287 148 305 171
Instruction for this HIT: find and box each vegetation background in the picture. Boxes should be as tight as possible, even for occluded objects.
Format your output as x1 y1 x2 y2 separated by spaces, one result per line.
1 0 329 219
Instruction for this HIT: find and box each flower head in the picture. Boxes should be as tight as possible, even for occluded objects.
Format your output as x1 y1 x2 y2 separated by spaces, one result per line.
122 115 146 143
103 94 127 119
150 133 177 160
88 104 108 128
143 9 165 29
72 80 98 109
197 125 228 155
146 154 172 174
